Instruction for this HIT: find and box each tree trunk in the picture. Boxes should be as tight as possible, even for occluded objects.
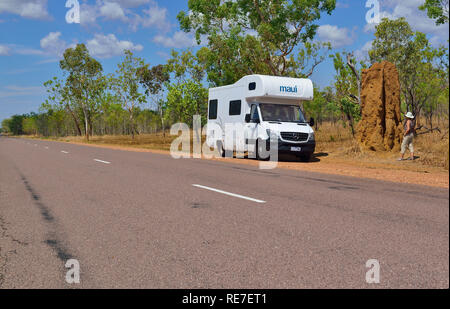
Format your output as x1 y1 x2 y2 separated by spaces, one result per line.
160 107 166 140
414 106 422 128
83 91 90 141
83 107 89 141
129 109 135 140
347 53 361 107
346 112 355 137
66 105 82 136
89 113 94 137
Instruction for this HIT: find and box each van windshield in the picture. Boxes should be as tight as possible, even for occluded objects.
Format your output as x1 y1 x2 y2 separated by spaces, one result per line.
259 104 306 123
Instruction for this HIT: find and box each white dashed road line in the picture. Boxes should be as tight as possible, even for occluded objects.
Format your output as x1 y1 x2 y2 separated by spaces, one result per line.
192 184 266 204
61 151 69 154
94 159 111 165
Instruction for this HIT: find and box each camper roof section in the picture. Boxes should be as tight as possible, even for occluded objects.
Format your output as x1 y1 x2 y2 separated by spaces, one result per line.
210 75 314 103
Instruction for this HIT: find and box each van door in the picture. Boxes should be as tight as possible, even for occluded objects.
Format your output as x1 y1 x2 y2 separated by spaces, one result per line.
245 104 260 153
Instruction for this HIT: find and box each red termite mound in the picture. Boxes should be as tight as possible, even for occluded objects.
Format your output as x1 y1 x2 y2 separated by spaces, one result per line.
357 61 403 152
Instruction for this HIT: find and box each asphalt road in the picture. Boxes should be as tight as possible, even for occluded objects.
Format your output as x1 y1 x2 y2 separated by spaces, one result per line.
0 136 448 289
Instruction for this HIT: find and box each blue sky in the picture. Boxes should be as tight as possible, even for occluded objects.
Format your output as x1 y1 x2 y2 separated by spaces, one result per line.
0 0 448 122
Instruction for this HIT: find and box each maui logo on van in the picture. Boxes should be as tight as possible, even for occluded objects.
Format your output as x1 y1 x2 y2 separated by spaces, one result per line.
280 85 298 93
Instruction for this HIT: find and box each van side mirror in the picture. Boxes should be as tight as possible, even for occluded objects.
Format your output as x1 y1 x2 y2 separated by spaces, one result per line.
309 117 315 127
245 114 251 123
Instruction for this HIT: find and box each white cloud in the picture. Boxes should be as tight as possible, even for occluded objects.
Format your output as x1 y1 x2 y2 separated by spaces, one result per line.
354 40 373 61
80 1 131 26
364 0 449 46
141 2 170 28
3 32 142 60
79 0 171 32
0 85 45 98
86 33 143 58
40 32 74 57
336 1 350 9
317 25 356 48
0 0 50 20
429 35 446 47
3 68 38 75
0 45 11 56
15 47 45 56
156 51 170 59
35 58 60 65
153 31 197 48
99 2 127 21
5 32 74 58
80 3 99 26
129 0 172 31
108 0 151 8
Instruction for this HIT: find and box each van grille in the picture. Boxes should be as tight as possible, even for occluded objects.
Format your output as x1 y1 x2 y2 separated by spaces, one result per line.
280 132 309 142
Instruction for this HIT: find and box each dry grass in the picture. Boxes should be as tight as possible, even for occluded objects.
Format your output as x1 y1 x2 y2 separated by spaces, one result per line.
314 121 449 172
50 133 178 152
416 130 449 170
25 120 449 173
315 122 357 154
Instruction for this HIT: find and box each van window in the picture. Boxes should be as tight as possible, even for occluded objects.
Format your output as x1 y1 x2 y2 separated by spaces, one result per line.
249 82 256 91
229 100 241 116
259 104 306 123
209 100 218 120
250 105 259 122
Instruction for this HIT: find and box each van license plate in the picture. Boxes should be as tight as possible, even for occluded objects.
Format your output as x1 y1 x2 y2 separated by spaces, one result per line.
291 147 302 152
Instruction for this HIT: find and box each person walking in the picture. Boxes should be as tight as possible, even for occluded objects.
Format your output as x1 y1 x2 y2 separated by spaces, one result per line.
398 112 416 161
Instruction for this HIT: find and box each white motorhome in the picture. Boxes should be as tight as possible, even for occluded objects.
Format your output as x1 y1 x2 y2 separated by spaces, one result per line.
206 74 316 161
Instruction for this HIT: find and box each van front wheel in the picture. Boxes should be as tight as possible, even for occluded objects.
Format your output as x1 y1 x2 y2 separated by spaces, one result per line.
256 139 270 161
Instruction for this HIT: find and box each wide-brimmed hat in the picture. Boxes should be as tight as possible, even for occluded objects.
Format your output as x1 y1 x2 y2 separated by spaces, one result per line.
405 112 415 119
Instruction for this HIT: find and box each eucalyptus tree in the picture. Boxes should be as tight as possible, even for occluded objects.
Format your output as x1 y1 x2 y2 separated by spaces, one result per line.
60 44 103 141
331 52 365 136
178 0 336 86
137 63 170 136
419 0 449 25
165 50 208 129
1 118 11 134
43 77 83 136
111 50 146 139
369 18 448 120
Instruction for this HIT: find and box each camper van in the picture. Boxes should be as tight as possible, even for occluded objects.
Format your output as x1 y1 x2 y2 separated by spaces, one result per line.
206 75 316 161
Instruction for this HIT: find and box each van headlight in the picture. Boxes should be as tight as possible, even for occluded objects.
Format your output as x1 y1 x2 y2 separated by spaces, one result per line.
266 129 278 140
309 132 315 141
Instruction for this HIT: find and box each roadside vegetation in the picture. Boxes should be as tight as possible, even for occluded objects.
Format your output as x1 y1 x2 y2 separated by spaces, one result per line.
18 118 449 173
1 1 448 172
